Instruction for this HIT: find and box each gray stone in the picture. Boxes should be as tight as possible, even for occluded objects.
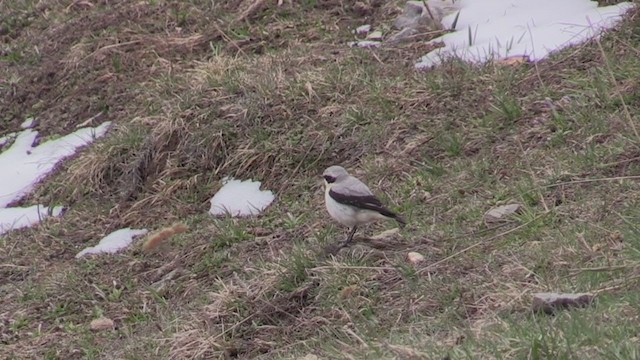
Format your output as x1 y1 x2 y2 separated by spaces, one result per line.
484 204 521 224
387 27 419 43
394 1 427 30
532 292 595 314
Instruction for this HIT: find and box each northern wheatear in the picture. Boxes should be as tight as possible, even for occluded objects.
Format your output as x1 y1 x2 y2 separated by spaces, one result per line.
322 165 405 247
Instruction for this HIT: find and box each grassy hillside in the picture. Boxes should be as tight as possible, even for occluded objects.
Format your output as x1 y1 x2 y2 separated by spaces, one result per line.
2 1 640 359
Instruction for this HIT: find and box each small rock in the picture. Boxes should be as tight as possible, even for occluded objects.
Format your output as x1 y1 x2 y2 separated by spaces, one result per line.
298 355 318 360
355 24 371 34
394 1 426 29
532 292 595 314
370 228 400 240
90 317 114 331
407 251 425 265
387 27 419 43
347 40 381 48
484 204 521 224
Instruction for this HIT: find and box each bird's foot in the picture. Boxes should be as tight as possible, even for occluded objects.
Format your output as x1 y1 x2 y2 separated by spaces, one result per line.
336 241 350 250
323 240 352 255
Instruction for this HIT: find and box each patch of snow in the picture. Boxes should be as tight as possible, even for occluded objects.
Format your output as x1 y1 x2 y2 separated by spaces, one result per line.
0 133 15 147
348 40 382 48
76 228 149 258
20 117 35 129
355 24 371 34
0 121 111 235
0 122 111 208
209 177 275 217
366 30 384 40
0 205 64 235
415 0 635 68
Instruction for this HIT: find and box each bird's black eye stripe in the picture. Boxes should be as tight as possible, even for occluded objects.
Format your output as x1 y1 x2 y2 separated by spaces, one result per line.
323 175 336 183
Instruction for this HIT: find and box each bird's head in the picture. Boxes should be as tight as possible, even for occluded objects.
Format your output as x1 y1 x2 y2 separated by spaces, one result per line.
322 165 349 187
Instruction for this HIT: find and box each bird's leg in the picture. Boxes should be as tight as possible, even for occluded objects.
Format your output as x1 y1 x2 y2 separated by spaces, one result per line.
339 226 358 248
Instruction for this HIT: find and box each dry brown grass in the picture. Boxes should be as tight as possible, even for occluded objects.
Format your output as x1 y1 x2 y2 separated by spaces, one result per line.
2 1 640 359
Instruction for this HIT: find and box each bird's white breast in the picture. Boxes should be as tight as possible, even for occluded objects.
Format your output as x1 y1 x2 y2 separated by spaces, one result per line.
325 187 357 227
324 185 385 227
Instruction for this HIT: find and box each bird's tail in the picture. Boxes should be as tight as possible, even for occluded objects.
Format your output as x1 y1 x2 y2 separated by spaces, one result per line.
381 208 406 227
377 206 406 228
394 214 407 228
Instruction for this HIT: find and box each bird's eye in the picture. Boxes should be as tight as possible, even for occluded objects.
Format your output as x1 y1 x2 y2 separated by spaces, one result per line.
323 175 336 183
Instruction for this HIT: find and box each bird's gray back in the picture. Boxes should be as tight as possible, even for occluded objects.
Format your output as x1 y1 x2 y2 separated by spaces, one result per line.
333 175 373 197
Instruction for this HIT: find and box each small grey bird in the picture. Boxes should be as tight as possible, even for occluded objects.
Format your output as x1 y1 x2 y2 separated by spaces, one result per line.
322 165 405 248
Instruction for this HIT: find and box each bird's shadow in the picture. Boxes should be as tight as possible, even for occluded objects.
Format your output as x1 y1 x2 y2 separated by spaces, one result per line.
322 231 406 256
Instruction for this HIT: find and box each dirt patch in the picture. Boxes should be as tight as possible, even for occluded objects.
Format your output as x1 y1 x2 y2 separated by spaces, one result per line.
1 1 222 136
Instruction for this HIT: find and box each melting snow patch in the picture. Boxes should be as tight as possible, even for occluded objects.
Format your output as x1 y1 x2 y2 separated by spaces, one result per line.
76 228 149 258
355 24 371 34
415 0 635 68
0 133 15 148
209 177 275 217
0 121 111 208
366 30 384 41
0 121 111 235
0 205 64 235
20 117 35 129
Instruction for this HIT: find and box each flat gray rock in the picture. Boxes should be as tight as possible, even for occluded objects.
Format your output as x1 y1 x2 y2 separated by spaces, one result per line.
484 203 521 224
532 292 595 314
386 27 419 44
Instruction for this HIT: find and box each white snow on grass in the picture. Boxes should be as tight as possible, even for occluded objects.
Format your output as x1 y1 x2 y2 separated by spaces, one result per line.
355 24 371 34
75 228 149 258
415 0 635 68
0 133 15 147
0 205 64 235
20 117 35 129
0 121 111 208
0 121 111 235
209 177 275 217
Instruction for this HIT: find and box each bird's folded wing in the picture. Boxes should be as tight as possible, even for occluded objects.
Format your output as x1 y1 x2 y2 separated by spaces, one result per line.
328 189 396 218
